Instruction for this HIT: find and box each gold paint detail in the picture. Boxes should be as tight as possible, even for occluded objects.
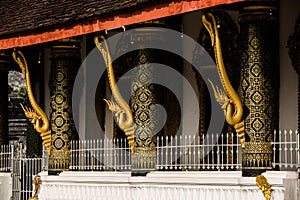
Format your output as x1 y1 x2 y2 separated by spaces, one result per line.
202 13 245 148
12 51 51 155
243 142 273 168
94 36 135 152
256 175 271 200
131 50 157 151
28 174 42 200
239 7 278 172
243 6 278 11
131 147 156 170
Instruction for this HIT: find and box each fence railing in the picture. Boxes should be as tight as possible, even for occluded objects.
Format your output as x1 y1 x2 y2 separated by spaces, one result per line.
0 143 48 200
272 130 299 170
0 131 298 200
70 130 300 172
12 157 43 200
70 132 242 171
156 133 241 170
70 138 131 171
0 144 13 171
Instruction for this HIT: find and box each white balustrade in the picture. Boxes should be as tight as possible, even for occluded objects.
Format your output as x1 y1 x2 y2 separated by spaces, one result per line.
37 171 297 200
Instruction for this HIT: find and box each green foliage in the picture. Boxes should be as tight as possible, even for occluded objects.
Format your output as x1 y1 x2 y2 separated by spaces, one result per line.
17 86 27 98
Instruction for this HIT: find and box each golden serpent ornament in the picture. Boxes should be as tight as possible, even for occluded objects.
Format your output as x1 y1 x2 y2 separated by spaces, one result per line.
202 13 246 148
256 175 271 200
94 36 135 152
12 51 51 154
28 174 42 200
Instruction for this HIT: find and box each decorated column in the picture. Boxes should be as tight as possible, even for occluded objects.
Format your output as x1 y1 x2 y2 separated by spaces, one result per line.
128 21 182 175
120 25 166 174
48 38 80 173
130 47 158 174
0 51 9 146
239 5 279 176
99 19 181 175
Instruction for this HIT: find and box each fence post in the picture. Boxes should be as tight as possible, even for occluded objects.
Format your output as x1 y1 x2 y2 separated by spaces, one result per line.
10 144 14 172
42 144 48 171
297 130 300 200
18 142 23 200
297 130 299 170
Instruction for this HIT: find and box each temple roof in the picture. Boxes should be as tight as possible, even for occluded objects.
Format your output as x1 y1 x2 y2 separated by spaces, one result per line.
0 0 154 38
0 0 275 49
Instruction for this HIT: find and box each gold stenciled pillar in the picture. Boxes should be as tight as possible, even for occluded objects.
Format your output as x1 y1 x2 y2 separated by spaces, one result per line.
110 19 181 174
239 5 279 176
129 22 181 174
125 27 164 174
0 51 9 146
131 48 157 173
48 38 80 173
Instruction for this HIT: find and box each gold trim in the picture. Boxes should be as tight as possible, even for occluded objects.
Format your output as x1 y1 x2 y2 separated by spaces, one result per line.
242 167 273 170
243 6 278 11
51 45 80 49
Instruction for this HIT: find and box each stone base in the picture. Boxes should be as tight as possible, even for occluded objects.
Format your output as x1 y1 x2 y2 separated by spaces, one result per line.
36 171 298 200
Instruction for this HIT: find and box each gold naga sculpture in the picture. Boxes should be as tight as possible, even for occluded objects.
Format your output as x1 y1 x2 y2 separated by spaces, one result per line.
12 51 51 154
94 36 135 152
202 12 246 148
28 174 42 200
256 175 271 200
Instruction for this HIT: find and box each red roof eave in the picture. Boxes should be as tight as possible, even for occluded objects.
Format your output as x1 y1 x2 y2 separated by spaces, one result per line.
0 0 244 50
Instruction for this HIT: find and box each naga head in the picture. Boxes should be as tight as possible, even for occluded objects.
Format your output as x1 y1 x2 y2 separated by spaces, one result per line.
20 103 39 119
202 12 220 47
12 50 27 78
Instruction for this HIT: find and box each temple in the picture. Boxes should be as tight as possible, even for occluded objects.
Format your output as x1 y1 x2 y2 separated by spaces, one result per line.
0 0 299 199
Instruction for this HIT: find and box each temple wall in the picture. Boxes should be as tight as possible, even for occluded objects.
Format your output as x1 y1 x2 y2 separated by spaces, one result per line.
279 0 300 130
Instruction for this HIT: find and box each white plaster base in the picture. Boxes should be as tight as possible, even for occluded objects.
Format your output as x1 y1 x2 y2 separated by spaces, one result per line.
0 172 12 200
37 171 298 200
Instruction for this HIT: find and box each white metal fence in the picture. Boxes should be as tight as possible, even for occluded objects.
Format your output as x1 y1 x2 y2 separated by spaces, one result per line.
70 138 131 171
156 133 241 170
0 143 47 200
0 130 298 199
0 144 13 171
70 130 300 172
272 130 299 170
70 132 242 171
